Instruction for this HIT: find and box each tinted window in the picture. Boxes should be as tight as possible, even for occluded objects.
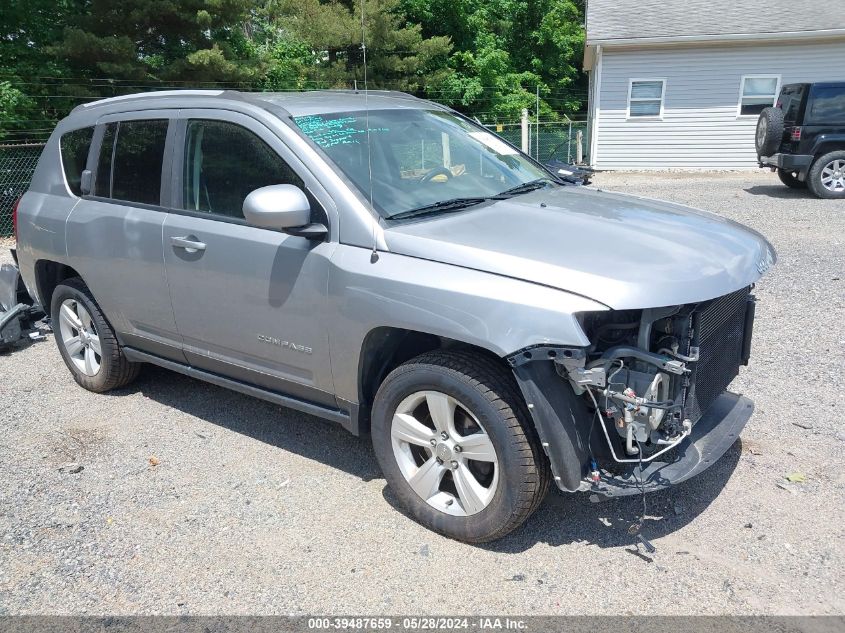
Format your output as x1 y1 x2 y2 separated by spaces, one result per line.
60 127 94 196
94 123 116 198
183 120 303 219
110 120 168 205
777 85 806 122
808 86 845 124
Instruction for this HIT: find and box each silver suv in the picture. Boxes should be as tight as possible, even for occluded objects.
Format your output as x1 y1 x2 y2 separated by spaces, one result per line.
12 90 775 542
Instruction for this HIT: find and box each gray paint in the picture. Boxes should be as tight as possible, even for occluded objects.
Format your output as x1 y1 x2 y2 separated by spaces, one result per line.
386 185 774 310
586 0 845 43
16 89 775 428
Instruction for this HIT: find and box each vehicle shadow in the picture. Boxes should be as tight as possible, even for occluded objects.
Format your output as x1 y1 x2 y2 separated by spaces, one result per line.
123 365 742 554
120 365 383 482
744 185 815 199
482 440 741 553
380 440 741 554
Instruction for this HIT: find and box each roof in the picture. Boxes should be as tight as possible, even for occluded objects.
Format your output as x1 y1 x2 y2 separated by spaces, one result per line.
75 89 432 118
586 0 845 45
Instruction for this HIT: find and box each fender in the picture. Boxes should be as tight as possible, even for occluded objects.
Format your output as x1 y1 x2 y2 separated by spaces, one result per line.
327 246 608 405
809 133 845 157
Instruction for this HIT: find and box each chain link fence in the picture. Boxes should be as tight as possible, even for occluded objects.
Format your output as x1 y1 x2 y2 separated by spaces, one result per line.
0 143 44 237
485 120 589 164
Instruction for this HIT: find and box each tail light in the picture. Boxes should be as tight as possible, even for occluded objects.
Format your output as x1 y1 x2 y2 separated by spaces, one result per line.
12 197 21 242
791 127 802 142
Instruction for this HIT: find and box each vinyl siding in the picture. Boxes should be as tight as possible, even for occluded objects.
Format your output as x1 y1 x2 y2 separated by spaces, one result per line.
593 39 845 169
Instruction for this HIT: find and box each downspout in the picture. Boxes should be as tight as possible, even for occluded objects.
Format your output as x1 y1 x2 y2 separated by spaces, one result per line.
588 45 602 168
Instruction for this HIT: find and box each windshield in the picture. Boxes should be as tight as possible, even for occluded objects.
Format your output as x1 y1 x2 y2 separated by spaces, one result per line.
293 109 551 218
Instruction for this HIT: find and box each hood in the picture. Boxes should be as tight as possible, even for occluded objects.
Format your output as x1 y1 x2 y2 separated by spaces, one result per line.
384 186 776 310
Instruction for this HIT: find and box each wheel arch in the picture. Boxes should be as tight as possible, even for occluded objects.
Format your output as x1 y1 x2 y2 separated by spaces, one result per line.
810 137 845 158
356 326 509 429
34 259 83 316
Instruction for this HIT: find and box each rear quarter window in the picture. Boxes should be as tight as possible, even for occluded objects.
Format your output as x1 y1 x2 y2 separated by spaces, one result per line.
60 127 94 196
808 86 845 124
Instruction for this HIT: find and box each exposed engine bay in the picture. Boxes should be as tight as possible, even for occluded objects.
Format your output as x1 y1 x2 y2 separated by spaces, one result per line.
559 287 756 464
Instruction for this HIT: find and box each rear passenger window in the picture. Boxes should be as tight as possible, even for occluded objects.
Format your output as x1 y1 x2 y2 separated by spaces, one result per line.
111 120 168 205
183 120 303 219
60 127 94 196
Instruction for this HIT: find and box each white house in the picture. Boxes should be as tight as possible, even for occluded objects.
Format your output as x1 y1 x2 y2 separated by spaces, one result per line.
584 1 845 169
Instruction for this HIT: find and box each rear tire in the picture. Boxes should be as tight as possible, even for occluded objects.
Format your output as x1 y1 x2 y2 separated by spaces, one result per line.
755 107 784 157
807 151 845 199
51 278 140 393
371 350 550 543
777 168 807 189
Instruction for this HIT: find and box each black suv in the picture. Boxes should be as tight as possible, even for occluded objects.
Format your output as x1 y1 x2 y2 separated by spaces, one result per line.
756 82 845 199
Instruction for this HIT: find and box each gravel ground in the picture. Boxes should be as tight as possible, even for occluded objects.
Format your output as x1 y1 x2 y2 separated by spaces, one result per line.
1 171 843 615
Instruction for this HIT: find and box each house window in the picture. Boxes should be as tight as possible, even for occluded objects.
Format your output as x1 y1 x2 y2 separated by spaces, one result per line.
739 76 780 116
628 79 665 118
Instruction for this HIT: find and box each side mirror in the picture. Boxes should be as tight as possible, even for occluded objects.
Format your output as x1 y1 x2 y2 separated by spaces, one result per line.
243 184 311 230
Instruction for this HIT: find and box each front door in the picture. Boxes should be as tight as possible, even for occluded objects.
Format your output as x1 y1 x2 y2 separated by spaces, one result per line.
161 111 337 406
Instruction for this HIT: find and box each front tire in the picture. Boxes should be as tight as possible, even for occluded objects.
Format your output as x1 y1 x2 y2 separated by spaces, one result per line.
807 151 845 199
51 278 140 392
777 168 807 189
371 350 550 543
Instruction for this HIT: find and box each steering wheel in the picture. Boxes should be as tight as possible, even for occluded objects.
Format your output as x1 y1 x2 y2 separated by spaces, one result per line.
419 166 452 183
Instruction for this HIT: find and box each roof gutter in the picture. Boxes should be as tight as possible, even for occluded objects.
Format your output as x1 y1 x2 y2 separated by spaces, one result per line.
587 27 845 48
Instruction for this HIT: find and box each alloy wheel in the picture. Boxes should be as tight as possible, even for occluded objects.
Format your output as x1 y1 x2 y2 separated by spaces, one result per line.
58 298 102 376
391 390 499 516
820 159 845 192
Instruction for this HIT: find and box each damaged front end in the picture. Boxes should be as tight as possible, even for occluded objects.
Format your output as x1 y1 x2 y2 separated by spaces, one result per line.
510 287 757 498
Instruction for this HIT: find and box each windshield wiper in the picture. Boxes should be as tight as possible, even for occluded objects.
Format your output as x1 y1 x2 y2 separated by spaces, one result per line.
387 197 489 221
493 179 553 198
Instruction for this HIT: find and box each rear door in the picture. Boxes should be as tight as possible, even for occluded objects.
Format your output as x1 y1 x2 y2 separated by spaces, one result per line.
66 111 185 362
161 109 337 406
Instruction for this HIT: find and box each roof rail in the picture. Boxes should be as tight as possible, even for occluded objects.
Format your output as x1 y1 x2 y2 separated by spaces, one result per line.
72 89 230 113
309 89 419 99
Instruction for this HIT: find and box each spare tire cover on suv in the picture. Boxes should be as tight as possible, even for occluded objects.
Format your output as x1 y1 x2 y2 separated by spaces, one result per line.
756 107 784 157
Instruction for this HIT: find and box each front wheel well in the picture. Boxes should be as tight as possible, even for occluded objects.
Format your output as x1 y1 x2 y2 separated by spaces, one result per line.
34 260 82 317
357 328 508 425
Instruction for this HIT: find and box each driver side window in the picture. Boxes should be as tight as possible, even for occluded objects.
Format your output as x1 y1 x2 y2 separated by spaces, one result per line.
183 119 303 219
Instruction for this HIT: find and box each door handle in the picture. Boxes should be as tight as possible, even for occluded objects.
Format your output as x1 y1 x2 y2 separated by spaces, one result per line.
170 236 206 253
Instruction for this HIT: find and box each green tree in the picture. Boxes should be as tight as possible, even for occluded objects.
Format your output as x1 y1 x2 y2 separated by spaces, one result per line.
264 0 453 92
400 0 586 120
52 0 261 86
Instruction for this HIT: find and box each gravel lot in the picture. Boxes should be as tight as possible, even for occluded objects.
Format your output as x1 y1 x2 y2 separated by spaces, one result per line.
1 170 843 615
